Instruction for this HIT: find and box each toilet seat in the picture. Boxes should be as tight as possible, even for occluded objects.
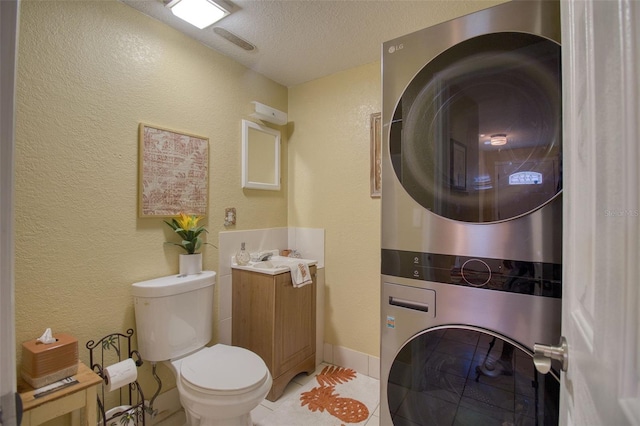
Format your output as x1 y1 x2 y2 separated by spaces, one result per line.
179 345 269 396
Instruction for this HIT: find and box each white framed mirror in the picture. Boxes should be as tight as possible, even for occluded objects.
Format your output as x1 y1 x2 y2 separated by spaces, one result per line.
242 119 281 190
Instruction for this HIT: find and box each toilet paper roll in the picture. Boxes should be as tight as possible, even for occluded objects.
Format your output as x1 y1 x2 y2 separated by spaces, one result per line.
104 358 137 392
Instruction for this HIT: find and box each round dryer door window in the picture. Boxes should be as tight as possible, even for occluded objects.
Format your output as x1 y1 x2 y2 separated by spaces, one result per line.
389 33 561 222
387 326 560 425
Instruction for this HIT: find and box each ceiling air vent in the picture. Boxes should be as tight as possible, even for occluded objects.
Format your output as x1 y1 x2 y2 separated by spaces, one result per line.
212 27 255 51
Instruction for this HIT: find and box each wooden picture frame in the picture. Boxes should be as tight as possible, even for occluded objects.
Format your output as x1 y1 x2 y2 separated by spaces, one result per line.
138 123 209 217
450 139 467 191
370 112 382 198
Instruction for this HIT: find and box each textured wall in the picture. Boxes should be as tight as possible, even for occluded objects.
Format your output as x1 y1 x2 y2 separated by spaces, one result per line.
13 1 512 403
288 63 381 357
14 0 287 398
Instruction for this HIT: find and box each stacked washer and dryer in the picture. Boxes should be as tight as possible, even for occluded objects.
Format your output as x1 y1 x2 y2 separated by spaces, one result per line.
380 1 563 425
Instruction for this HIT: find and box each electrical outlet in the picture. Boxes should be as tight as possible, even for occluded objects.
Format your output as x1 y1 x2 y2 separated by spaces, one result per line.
224 208 236 226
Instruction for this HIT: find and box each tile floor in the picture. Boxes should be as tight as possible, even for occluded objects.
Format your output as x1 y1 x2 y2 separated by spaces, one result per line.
156 363 381 426
150 332 560 426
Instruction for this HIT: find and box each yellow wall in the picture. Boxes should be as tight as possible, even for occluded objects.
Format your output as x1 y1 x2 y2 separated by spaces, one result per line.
288 63 381 356
14 0 508 403
285 1 506 360
14 0 287 394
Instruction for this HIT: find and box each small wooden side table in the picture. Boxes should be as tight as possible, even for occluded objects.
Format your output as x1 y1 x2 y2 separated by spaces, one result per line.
18 361 103 426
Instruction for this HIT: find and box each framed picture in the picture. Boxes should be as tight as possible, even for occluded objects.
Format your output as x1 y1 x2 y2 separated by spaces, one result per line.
138 123 209 217
450 139 467 191
370 112 382 198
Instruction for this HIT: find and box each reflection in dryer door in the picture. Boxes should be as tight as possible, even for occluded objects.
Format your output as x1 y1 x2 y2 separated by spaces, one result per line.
388 32 561 223
387 327 559 425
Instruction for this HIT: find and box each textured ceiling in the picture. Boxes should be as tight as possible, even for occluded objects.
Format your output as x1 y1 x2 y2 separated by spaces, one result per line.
121 0 506 87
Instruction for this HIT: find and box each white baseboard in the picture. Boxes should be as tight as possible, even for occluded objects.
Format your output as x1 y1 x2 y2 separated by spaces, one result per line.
322 343 380 380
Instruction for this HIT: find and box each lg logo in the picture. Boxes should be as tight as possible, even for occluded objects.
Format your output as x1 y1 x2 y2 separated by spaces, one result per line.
388 44 404 54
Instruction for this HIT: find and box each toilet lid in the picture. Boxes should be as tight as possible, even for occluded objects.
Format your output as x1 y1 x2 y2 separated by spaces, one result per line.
180 345 269 395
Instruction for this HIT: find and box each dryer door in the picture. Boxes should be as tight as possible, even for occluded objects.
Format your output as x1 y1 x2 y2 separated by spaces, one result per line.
387 326 559 425
389 33 561 223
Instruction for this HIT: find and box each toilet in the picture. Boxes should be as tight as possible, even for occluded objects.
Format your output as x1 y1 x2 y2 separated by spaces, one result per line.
132 271 271 426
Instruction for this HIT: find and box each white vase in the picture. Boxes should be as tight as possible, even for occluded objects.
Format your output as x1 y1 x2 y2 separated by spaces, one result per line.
179 253 202 276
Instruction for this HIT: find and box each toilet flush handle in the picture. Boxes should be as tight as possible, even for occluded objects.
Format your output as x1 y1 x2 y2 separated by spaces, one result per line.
533 336 568 374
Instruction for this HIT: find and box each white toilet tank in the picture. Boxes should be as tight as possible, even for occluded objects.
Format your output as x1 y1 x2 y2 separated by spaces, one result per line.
132 271 216 362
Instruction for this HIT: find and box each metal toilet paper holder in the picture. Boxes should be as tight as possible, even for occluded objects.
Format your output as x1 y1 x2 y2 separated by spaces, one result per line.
86 329 145 426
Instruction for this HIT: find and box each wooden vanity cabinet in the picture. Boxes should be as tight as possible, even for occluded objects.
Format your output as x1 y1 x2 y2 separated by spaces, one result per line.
232 266 316 401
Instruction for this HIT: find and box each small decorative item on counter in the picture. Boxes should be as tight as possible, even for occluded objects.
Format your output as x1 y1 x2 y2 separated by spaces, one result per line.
280 249 301 258
288 250 302 258
236 242 250 265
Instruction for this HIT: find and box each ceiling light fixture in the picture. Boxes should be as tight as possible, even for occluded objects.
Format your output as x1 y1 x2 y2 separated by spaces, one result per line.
166 0 230 29
490 133 507 146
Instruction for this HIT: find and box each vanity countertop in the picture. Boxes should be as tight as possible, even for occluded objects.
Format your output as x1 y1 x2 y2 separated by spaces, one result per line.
231 255 317 275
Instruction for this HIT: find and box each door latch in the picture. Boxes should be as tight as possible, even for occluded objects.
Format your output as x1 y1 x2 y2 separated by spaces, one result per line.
533 336 568 374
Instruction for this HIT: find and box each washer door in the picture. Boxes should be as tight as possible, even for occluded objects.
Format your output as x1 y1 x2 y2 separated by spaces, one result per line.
389 33 561 223
388 326 559 425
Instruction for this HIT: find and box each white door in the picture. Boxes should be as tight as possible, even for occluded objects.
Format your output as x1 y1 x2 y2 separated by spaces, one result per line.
559 0 640 424
0 1 19 424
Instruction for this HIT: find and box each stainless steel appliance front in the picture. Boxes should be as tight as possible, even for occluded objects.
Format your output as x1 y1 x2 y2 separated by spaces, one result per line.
381 1 563 424
381 0 562 263
381 279 561 425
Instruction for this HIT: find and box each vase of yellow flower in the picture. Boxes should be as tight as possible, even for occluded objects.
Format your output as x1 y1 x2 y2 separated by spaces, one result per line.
178 252 202 276
164 213 211 276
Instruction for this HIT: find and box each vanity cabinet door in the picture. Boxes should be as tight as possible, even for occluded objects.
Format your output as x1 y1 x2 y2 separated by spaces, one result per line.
231 270 275 369
273 268 316 378
232 266 317 401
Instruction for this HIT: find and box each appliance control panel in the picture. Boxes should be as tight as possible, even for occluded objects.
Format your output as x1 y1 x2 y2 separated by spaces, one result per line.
381 249 561 298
